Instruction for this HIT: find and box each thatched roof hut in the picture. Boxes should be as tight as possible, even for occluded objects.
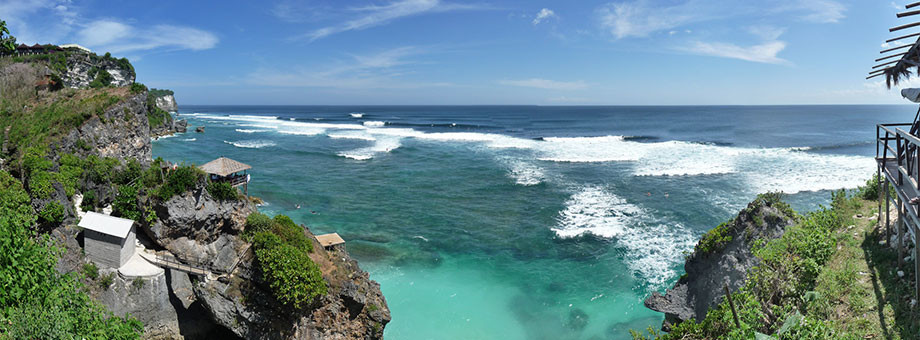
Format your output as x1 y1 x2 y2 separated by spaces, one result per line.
871 2 920 87
199 157 251 177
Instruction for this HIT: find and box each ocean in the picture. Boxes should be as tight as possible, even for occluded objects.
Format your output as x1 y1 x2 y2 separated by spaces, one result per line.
151 105 904 339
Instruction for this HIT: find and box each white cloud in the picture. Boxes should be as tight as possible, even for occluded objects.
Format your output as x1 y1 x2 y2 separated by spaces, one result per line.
78 21 218 53
595 0 845 39
683 40 788 64
297 0 484 41
248 46 448 89
532 8 557 25
499 78 587 90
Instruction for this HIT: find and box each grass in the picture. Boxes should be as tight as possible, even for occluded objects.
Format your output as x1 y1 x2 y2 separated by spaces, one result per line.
633 185 920 340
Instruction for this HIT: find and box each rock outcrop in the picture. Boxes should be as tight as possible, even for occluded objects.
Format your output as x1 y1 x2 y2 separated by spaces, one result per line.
156 94 179 112
146 188 391 339
644 197 795 331
63 52 135 88
58 91 153 163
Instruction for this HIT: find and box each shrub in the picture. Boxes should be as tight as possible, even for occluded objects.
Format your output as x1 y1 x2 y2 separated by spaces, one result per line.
82 262 99 280
89 69 113 88
27 170 54 199
113 184 141 221
147 107 171 128
253 232 326 306
129 82 147 94
696 221 733 254
272 215 312 253
131 278 145 290
99 272 115 290
81 190 96 211
156 165 203 200
38 201 65 224
113 159 142 185
207 181 238 201
244 212 274 236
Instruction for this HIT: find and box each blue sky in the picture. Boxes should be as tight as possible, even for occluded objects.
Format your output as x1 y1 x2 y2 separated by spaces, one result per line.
1 0 916 105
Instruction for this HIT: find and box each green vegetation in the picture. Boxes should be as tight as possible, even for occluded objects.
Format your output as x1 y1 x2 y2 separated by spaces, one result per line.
147 106 171 128
148 88 174 98
99 272 115 290
632 182 920 340
89 68 114 88
131 278 145 290
245 212 325 307
207 181 239 201
155 165 203 200
0 170 142 338
113 184 141 221
82 262 99 280
130 82 147 95
38 201 65 224
695 221 733 254
0 20 15 53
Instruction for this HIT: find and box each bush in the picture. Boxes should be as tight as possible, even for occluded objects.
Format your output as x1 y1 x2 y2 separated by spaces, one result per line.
245 212 274 236
129 82 147 94
272 215 312 253
207 181 238 201
99 272 115 290
112 184 141 221
156 165 203 200
253 232 326 306
147 107 171 128
81 190 96 211
82 262 99 280
0 170 142 338
131 278 145 290
695 221 733 254
38 201 65 224
89 69 113 88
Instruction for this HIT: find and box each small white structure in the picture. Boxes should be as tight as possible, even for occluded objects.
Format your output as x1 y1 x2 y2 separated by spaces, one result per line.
79 212 136 268
60 44 91 53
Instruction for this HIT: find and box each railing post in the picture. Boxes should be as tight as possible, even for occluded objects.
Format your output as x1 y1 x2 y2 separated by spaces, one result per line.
887 179 892 242
899 196 906 269
899 133 904 185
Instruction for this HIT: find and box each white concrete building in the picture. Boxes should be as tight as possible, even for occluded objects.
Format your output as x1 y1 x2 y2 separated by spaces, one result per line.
79 212 136 268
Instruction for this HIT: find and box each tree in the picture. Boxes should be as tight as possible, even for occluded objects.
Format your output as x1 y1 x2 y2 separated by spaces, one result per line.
0 20 17 54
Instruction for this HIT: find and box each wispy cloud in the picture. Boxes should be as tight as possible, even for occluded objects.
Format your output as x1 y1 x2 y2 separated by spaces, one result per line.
595 0 846 39
682 40 788 64
77 20 218 53
248 46 449 89
294 0 486 42
499 78 587 90
532 8 557 25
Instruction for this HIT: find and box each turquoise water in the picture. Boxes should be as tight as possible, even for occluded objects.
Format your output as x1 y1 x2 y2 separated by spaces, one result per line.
151 105 903 339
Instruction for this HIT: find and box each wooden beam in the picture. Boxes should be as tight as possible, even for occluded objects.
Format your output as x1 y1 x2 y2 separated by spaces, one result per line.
888 32 920 43
882 43 915 54
891 21 920 32
900 9 920 18
878 52 909 61
874 59 903 68
867 73 885 80
909 2 920 9
871 66 893 74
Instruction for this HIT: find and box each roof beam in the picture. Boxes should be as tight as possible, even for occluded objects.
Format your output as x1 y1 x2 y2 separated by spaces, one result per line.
910 2 920 9
891 21 920 32
867 72 886 79
878 52 909 61
900 9 920 18
875 60 902 68
888 32 920 42
882 43 915 53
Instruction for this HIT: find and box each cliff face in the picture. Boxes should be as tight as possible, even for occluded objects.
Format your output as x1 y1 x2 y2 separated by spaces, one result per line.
644 198 795 331
147 189 390 339
58 91 153 163
156 95 179 112
63 52 136 88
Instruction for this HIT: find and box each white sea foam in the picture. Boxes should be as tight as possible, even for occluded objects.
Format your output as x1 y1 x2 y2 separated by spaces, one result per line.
505 160 545 186
182 138 196 142
328 132 377 141
350 113 365 118
236 129 268 133
278 128 324 136
363 121 386 127
224 140 276 149
338 136 401 160
552 186 695 288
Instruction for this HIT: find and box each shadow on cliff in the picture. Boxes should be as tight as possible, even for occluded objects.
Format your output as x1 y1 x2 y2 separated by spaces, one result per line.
862 227 920 340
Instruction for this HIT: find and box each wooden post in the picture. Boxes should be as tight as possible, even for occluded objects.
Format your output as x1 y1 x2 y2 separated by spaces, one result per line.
899 197 906 268
724 283 740 328
887 179 892 241
915 223 920 299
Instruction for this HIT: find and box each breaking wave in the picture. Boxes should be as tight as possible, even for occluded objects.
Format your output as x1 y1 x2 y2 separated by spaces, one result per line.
223 140 276 149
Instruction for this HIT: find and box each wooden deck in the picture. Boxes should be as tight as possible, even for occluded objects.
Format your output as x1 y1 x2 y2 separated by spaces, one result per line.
139 252 213 277
877 121 920 300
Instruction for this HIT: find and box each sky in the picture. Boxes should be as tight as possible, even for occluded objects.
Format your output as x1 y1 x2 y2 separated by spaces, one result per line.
1 0 918 105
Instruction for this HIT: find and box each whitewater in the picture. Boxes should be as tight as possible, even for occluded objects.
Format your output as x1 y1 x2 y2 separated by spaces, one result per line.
156 105 898 339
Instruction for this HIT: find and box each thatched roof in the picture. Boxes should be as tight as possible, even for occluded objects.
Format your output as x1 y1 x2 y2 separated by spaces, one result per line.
871 2 920 88
199 157 251 177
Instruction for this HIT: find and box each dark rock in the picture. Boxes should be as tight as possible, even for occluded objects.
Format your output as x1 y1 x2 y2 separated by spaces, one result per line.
195 126 205 133
644 199 795 331
168 268 196 310
175 120 188 133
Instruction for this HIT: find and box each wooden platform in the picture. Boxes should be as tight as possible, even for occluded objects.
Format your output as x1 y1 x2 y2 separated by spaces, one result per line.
878 157 920 242
316 233 345 248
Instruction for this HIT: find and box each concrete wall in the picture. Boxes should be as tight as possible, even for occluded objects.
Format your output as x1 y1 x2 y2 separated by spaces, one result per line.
85 229 132 268
120 229 135 266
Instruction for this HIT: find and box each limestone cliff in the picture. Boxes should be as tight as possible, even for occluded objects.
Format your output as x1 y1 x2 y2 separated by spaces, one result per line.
644 197 795 331
156 94 179 113
63 51 136 88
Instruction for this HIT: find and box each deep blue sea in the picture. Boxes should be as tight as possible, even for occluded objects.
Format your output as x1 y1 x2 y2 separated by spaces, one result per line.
151 105 906 339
